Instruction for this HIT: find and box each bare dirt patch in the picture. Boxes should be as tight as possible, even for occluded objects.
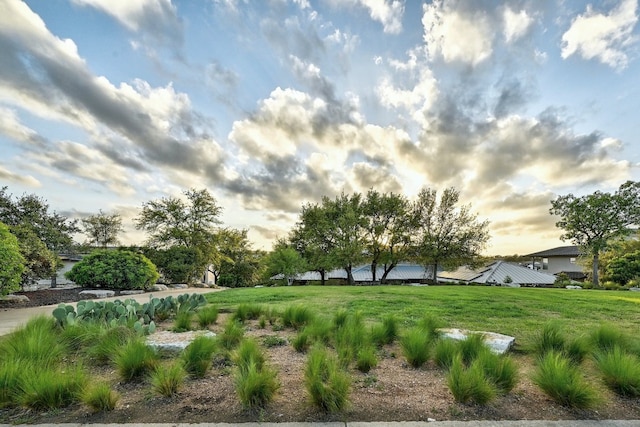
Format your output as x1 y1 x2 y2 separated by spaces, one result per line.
1 295 639 424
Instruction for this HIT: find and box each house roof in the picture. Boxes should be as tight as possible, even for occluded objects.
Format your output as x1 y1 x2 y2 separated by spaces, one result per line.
525 245 581 258
438 261 557 286
292 263 435 282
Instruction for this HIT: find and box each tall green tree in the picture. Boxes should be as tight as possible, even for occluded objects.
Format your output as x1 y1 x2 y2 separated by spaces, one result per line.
81 210 124 248
362 190 413 283
550 181 640 287
213 228 265 287
412 187 490 282
0 187 79 287
289 203 339 286
265 244 307 286
135 188 223 282
0 222 25 296
11 225 57 288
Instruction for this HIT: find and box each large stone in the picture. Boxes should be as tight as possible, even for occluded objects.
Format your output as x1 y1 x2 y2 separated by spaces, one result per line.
0 294 30 304
630 287 640 292
79 289 115 299
151 284 169 291
438 328 515 354
566 285 582 290
120 290 145 295
171 283 189 289
146 330 216 355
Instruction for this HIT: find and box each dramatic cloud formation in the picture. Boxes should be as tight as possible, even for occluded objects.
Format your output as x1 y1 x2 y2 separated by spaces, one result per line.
1 0 638 255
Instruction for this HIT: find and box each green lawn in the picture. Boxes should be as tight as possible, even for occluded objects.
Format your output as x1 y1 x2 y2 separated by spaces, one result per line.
205 285 640 350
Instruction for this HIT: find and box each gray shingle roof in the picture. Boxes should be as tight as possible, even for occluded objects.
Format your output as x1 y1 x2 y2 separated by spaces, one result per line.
438 261 557 286
524 245 581 257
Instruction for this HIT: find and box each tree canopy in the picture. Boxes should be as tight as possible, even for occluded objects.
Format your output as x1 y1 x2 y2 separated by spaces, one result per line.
0 222 25 296
81 210 123 248
550 181 640 287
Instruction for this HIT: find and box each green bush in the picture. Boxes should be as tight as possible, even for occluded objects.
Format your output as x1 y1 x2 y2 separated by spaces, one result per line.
114 339 158 382
196 305 219 328
447 357 496 405
0 221 25 296
65 249 159 290
532 351 599 409
234 361 279 408
82 382 120 412
475 350 518 394
594 346 640 397
233 303 265 322
182 336 218 378
234 339 265 375
401 327 431 368
458 334 487 366
142 246 205 285
150 361 186 397
305 345 350 412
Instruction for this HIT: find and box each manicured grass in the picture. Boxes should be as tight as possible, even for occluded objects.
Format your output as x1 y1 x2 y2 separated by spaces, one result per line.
205 286 640 349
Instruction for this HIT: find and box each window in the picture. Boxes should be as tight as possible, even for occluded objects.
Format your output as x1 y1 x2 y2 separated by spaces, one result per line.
570 257 576 264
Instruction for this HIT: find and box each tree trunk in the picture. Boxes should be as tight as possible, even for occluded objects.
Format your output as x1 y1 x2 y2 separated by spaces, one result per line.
593 252 600 288
371 260 378 282
380 262 397 284
50 274 57 289
432 261 438 284
320 269 326 286
346 265 354 286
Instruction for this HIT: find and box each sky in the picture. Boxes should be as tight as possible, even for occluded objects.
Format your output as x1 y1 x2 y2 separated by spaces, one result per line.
0 0 639 256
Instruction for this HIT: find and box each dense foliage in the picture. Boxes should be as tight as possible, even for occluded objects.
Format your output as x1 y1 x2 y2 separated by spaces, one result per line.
550 181 640 287
143 246 205 284
81 210 123 248
605 250 640 286
65 249 159 290
0 221 25 295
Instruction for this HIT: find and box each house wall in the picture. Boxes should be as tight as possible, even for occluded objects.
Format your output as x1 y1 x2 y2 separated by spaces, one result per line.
545 256 581 275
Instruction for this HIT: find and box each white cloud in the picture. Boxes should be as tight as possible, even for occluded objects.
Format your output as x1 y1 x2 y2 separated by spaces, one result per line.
327 0 404 34
561 0 638 70
422 0 494 66
0 164 41 187
503 7 533 43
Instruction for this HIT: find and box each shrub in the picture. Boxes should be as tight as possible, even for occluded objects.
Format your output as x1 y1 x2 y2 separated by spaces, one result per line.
594 346 640 397
219 320 245 351
196 305 219 328
234 361 279 408
305 345 350 412
65 249 159 290
447 358 496 405
142 246 205 285
475 350 518 394
532 351 599 409
82 382 120 412
182 336 218 378
434 338 459 370
19 365 87 410
150 362 186 397
173 310 193 332
590 324 631 353
115 339 158 382
0 221 25 296
356 345 378 373
282 305 315 330
401 327 431 368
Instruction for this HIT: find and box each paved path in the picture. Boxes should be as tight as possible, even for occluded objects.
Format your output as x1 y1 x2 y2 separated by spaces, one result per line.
0 286 221 336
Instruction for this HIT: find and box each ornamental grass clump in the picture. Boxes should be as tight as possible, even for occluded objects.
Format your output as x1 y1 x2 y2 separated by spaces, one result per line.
305 345 350 412
534 322 566 356
282 305 315 330
172 310 193 332
19 365 88 410
370 314 399 346
182 336 218 378
196 305 219 328
447 357 496 405
434 338 459 370
233 303 265 323
590 324 632 353
0 358 26 408
355 345 378 373
234 339 279 408
85 325 136 365
219 319 245 351
475 350 518 394
115 339 158 382
594 346 640 397
0 315 65 366
82 382 120 412
458 334 487 366
292 330 311 353
401 327 432 368
532 351 599 409
150 361 186 397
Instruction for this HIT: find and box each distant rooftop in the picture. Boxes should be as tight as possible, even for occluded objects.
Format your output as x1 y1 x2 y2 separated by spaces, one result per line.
525 246 581 258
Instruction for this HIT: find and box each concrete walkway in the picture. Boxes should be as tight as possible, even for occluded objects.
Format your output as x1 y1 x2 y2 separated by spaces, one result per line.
0 286 221 336
2 420 639 426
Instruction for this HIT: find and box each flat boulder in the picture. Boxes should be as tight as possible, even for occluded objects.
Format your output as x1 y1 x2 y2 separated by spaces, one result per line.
151 284 169 291
439 328 515 355
566 285 582 290
79 289 115 299
120 290 145 295
146 330 216 355
630 287 640 292
0 294 30 304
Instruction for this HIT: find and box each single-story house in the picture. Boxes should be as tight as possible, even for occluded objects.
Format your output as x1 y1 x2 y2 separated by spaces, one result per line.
290 263 435 285
524 246 586 280
438 261 557 287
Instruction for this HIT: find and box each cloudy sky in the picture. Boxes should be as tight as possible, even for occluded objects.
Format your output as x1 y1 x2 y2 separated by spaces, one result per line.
1 0 638 255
